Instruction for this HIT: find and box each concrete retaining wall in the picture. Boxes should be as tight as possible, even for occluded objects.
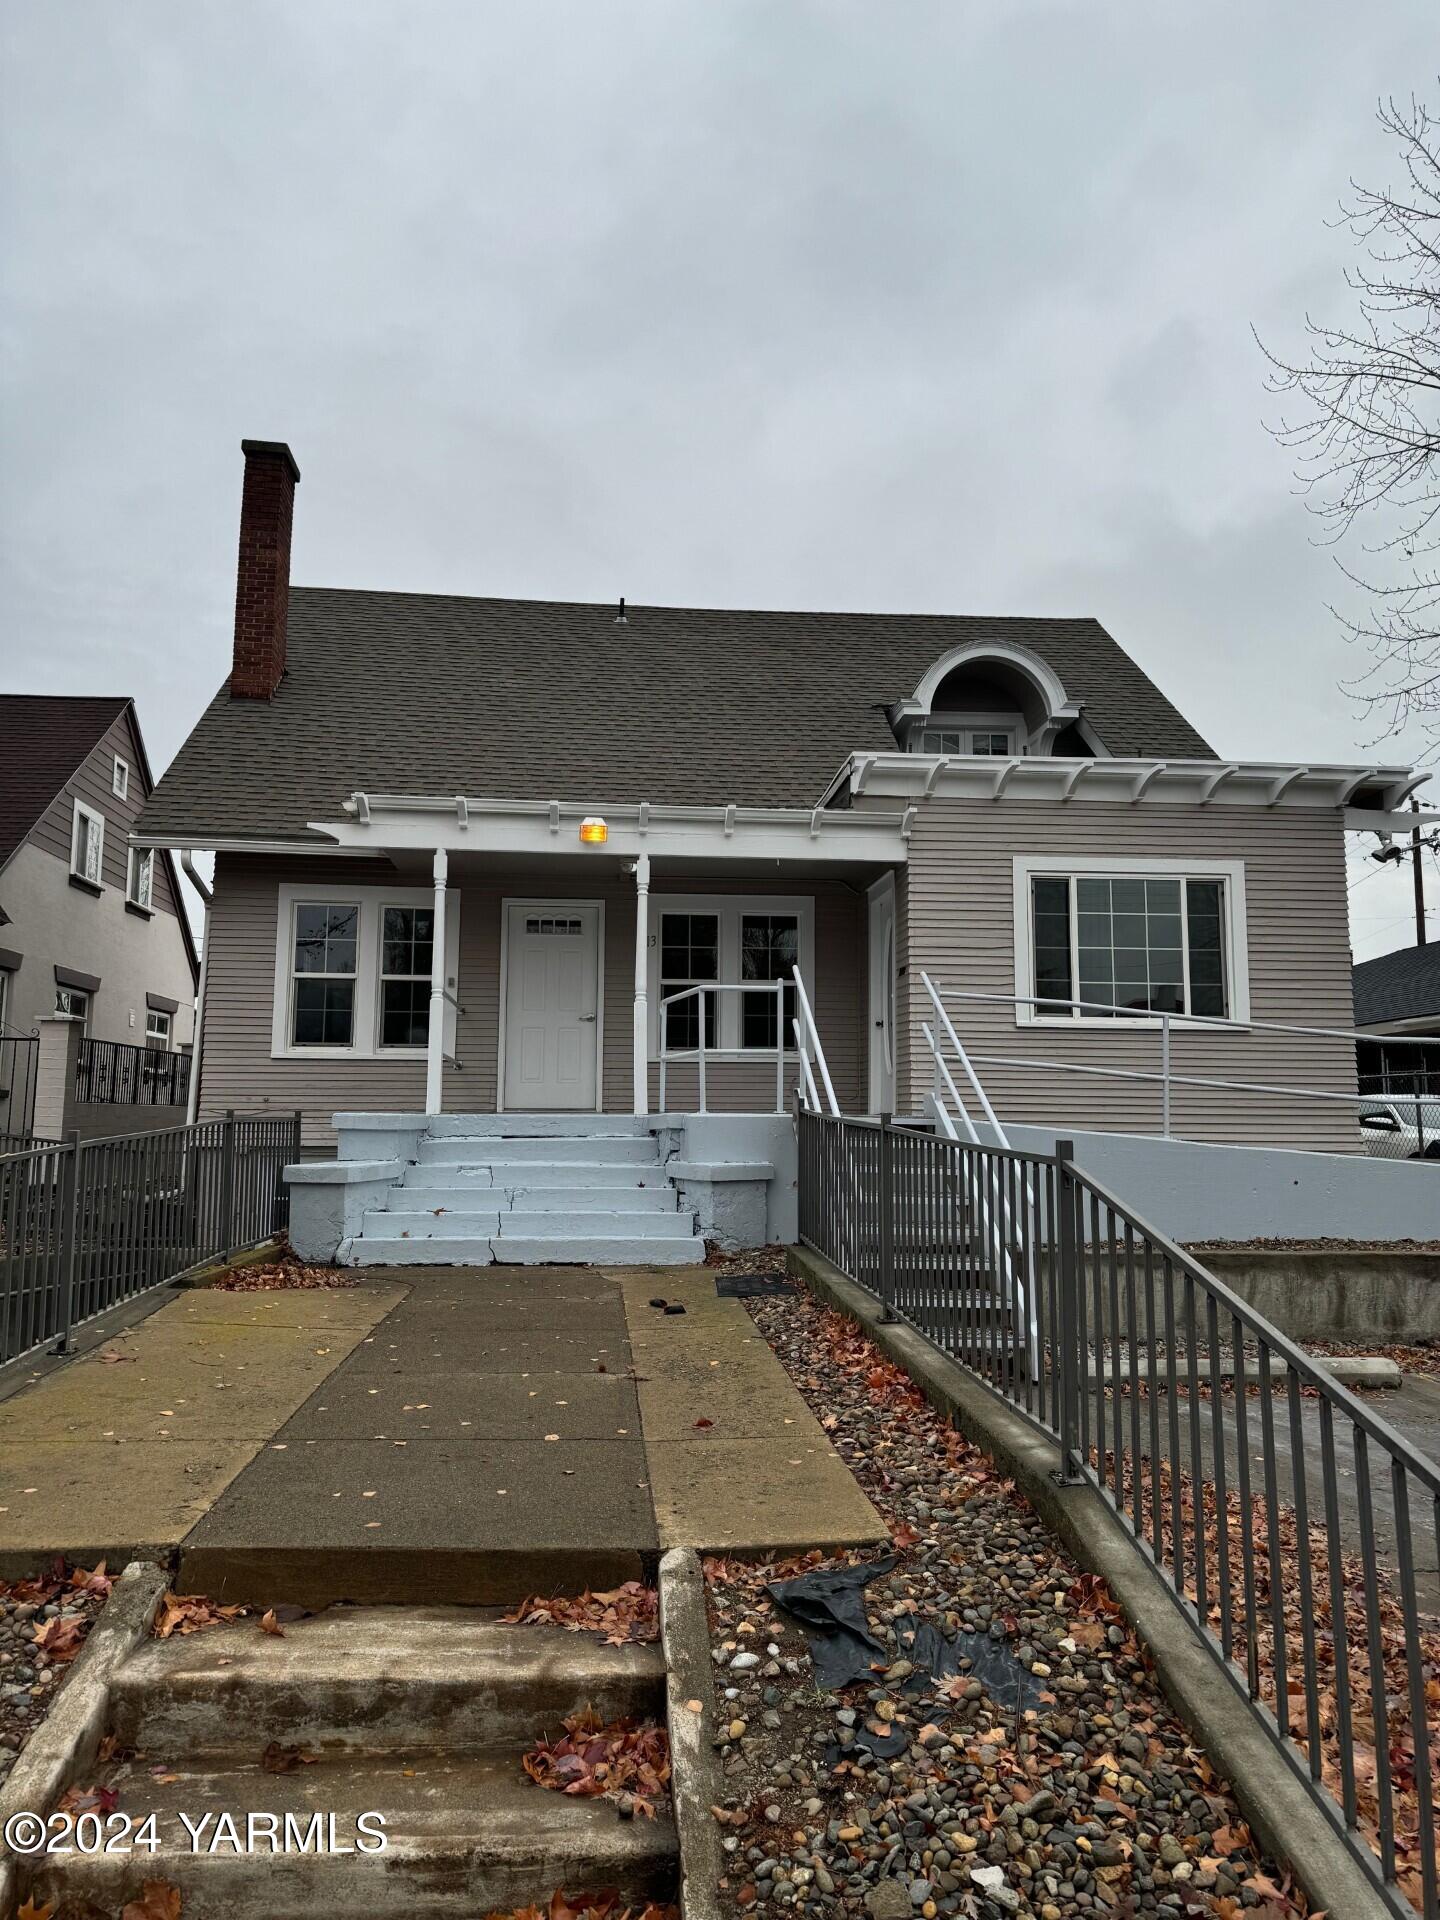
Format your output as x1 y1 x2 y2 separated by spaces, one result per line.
1195 1248 1440 1341
975 1120 1440 1245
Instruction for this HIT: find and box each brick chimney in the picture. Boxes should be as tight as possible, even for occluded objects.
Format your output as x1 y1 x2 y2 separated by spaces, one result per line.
230 439 301 699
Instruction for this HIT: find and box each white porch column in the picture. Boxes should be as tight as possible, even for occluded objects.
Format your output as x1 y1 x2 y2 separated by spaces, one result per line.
633 852 650 1115
425 846 448 1116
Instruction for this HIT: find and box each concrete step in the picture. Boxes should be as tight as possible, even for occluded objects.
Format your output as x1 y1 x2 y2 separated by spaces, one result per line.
418 1136 661 1166
341 1236 494 1266
424 1113 652 1138
31 1748 677 1918
400 1162 668 1191
109 1609 665 1754
389 1181 680 1213
368 1208 698 1241
497 1236 703 1267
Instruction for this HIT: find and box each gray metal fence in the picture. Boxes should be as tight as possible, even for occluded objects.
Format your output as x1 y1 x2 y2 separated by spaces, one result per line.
798 1108 1440 1920
0 1111 299 1367
74 1036 193 1107
0 1034 39 1148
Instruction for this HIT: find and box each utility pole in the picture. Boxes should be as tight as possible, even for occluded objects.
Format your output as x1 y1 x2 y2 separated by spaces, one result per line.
1412 798 1427 947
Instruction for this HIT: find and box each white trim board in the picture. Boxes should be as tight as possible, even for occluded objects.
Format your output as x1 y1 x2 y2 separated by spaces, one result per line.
497 897 606 1113
1010 854 1251 1029
269 881 461 1062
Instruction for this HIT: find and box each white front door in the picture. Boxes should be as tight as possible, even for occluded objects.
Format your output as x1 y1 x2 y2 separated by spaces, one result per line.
867 877 897 1114
503 903 602 1110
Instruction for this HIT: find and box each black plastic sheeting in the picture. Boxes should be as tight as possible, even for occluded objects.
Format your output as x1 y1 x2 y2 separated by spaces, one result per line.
765 1557 1047 1767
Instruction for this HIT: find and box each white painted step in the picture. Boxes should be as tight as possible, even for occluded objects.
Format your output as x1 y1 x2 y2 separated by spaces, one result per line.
496 1236 702 1266
401 1162 666 1190
418 1136 660 1165
424 1113 651 1138
388 1181 678 1212
342 1236 494 1266
369 1208 697 1240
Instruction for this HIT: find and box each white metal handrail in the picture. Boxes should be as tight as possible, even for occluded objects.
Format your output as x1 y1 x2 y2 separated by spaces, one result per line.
791 966 840 1117
920 974 1040 1362
657 980 787 1114
919 978 1440 1144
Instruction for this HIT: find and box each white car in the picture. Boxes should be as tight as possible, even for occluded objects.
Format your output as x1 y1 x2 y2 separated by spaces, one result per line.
1358 1097 1440 1160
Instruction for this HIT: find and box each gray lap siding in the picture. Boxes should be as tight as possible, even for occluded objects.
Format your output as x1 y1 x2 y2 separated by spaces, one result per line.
896 798 1360 1151
199 854 866 1147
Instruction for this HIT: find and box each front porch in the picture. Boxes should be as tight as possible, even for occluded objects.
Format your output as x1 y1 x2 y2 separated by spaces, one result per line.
198 793 909 1150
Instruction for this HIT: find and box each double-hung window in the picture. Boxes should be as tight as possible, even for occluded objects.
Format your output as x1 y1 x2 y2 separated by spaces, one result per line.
740 913 799 1049
659 912 719 1050
380 907 434 1047
71 801 105 886
145 1008 172 1050
1028 871 1231 1019
126 847 154 909
290 903 359 1047
112 757 129 799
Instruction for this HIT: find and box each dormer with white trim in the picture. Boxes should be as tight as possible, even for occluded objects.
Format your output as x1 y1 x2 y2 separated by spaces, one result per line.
888 639 1101 757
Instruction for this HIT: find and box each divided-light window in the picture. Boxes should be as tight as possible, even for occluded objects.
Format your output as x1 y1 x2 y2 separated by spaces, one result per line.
740 913 799 1049
660 912 719 1050
380 907 434 1047
1032 874 1227 1019
291 903 359 1046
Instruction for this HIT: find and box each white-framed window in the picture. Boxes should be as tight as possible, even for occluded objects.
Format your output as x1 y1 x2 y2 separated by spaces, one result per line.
649 896 814 1057
112 756 130 800
55 986 90 1030
659 911 719 1051
70 799 105 886
145 1007 172 1050
915 713 1021 757
1012 856 1249 1026
269 884 461 1060
379 905 435 1048
0 970 9 1031
289 902 360 1048
126 846 154 910
739 912 799 1049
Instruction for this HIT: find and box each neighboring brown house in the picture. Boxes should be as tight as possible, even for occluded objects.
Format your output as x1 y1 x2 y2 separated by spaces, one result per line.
137 441 1423 1168
0 696 199 1138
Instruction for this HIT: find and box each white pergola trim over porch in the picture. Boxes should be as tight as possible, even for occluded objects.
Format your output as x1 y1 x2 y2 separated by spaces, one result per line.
307 792 912 1117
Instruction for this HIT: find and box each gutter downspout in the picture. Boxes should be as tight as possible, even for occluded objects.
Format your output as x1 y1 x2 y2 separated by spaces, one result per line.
180 851 213 1128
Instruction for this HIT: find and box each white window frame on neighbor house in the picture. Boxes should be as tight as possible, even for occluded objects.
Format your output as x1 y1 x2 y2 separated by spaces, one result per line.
126 846 154 911
55 986 90 1030
646 895 815 1058
70 799 105 887
269 883 462 1061
1011 855 1250 1028
145 1007 172 1050
112 756 129 800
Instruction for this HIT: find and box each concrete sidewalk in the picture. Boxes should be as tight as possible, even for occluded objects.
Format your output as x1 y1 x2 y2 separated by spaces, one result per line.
0 1264 886 1603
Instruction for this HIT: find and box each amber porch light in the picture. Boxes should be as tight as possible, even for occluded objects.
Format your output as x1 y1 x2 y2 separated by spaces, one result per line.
579 817 608 845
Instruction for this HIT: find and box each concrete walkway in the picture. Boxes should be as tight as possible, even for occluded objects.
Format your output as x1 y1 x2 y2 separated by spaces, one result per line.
0 1265 885 1603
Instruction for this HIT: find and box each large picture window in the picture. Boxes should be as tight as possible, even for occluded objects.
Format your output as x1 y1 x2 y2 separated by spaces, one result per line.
740 913 799 1049
380 906 434 1047
660 912 719 1050
291 903 358 1046
1028 872 1231 1019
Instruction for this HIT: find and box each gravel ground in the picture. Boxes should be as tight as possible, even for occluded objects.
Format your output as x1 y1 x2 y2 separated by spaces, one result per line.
705 1281 1321 1919
0 1561 111 1784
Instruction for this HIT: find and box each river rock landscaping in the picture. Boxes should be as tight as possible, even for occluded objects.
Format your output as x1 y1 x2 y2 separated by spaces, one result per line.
0 1559 111 1784
704 1283 1324 1919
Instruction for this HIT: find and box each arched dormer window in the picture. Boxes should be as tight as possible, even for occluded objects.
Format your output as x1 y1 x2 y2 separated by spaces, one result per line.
890 640 1093 758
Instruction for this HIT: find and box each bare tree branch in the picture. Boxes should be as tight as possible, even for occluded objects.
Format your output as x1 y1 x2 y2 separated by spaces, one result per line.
1257 90 1440 753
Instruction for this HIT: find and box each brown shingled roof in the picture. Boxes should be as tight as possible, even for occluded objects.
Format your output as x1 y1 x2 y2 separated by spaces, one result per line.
0 694 131 869
140 589 1216 842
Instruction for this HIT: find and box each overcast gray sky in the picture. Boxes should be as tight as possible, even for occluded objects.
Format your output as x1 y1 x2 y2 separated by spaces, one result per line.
3 2 1436 959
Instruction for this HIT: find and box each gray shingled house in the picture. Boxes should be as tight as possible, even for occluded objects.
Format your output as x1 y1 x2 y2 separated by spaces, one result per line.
135 441 1425 1262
